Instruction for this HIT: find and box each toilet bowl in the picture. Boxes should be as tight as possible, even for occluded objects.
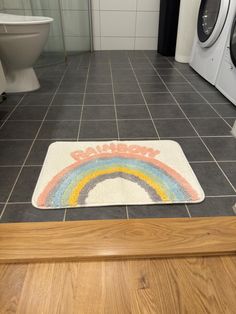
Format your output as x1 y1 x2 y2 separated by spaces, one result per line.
0 13 53 93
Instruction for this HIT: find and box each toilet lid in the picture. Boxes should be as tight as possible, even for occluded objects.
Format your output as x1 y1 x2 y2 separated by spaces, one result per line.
0 13 53 25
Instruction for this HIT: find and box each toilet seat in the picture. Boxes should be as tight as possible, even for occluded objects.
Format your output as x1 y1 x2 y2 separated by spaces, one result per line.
0 13 53 25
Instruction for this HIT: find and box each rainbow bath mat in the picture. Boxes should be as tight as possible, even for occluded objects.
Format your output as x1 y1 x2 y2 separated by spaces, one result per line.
32 141 205 209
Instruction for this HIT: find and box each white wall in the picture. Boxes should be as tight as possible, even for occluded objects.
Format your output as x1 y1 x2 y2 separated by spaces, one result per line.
92 0 160 50
61 0 90 52
1 0 160 51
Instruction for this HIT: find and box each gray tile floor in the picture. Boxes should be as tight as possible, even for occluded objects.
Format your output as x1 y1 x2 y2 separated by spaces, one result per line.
0 50 236 223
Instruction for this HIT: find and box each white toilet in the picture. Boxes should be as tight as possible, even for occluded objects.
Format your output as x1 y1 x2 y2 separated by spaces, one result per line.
0 13 53 93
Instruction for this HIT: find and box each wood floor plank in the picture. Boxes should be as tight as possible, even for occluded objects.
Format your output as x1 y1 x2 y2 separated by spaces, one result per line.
1 256 236 313
128 259 162 314
205 256 236 313
0 263 28 313
17 263 55 314
103 261 131 313
0 217 236 263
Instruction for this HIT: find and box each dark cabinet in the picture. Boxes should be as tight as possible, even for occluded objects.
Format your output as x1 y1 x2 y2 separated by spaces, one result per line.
158 0 181 56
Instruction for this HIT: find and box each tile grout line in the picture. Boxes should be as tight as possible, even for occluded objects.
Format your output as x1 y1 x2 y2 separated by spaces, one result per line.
133 0 138 51
167 59 236 194
0 59 71 221
128 57 160 140
3 202 32 205
111 55 127 219
77 56 91 140
5 117 235 122
65 56 86 221
109 60 120 140
1 161 235 168
167 59 234 129
205 195 236 198
98 0 102 49
1 194 235 206
5 89 232 95
144 52 236 194
232 204 236 215
185 204 192 218
126 205 129 219
0 135 234 141
189 160 236 163
0 94 26 129
63 209 67 222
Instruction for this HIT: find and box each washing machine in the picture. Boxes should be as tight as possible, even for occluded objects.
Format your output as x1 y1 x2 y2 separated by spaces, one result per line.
190 0 236 85
216 13 236 106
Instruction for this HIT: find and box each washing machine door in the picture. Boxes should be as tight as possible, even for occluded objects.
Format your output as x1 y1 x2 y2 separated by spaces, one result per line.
230 16 236 67
198 0 230 48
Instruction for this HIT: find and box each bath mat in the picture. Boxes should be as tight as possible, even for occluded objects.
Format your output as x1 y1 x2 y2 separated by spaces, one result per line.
32 140 205 209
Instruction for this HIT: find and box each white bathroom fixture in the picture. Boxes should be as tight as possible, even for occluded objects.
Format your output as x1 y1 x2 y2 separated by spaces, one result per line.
175 0 201 63
216 13 236 106
0 13 53 93
190 0 236 85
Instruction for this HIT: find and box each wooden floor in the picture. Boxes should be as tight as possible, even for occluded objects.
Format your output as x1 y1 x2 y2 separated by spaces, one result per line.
1 256 236 313
1 217 236 313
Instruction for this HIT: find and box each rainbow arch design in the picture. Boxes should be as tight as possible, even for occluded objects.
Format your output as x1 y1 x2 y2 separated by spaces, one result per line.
37 152 199 208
